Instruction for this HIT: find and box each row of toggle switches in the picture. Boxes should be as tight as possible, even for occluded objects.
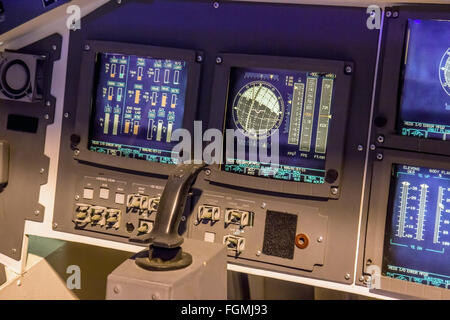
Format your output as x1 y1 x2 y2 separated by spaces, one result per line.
74 203 121 229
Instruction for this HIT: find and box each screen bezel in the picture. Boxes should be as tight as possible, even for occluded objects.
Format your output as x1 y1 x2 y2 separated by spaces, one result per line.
374 6 450 156
73 40 201 176
207 53 353 199
365 149 450 299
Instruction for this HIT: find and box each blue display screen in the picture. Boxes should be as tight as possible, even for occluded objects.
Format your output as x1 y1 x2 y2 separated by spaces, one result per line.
383 164 450 289
223 67 336 183
399 19 450 140
89 53 188 164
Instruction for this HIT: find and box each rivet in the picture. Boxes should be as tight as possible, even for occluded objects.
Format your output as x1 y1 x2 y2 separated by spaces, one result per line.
344 65 352 74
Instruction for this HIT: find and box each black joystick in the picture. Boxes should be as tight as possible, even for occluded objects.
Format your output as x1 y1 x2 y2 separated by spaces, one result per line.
134 163 207 271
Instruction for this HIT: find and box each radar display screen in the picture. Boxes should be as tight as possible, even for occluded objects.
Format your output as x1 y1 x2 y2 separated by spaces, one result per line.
89 53 188 164
383 164 450 289
223 67 336 183
398 19 450 140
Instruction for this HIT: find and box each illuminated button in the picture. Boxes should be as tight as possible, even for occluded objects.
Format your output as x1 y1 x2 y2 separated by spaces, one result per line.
99 188 110 200
115 193 125 204
83 188 94 200
204 232 215 243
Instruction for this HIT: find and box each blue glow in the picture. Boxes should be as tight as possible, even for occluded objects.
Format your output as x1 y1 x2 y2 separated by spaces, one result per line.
223 67 336 183
383 164 450 289
89 53 188 164
399 19 450 141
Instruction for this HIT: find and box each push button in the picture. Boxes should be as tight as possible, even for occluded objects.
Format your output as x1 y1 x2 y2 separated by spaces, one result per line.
99 188 110 199
83 188 94 200
115 193 125 204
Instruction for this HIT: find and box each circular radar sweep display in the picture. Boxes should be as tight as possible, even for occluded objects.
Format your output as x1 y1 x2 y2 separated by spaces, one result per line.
232 81 284 139
440 48 450 96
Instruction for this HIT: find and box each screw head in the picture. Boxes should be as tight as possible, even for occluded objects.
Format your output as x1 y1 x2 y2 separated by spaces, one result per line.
196 55 203 63
357 145 363 152
44 114 49 120
256 250 261 257
376 153 383 161
46 101 51 107
34 210 40 216
74 149 80 156
52 45 57 51
181 216 186 222
345 273 351 280
113 286 120 294
386 10 392 18
11 248 16 254
84 44 90 51
393 11 399 18
358 276 365 282
370 144 376 151
213 2 219 9
152 293 160 300
377 135 385 143
317 236 323 243
64 112 69 118
215 56 222 64
75 195 80 201
330 187 338 195
17 280 22 286
344 65 352 74
205 169 211 176
40 168 45 174
261 202 266 209
53 222 58 229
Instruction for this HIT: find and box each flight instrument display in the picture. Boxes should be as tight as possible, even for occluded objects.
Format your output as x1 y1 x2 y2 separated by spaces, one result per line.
89 53 188 164
223 67 335 183
399 19 450 141
383 164 450 289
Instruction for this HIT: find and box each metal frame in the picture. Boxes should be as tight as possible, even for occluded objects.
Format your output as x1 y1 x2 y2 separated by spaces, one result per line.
207 53 353 199
373 5 450 156
72 40 202 177
364 149 450 299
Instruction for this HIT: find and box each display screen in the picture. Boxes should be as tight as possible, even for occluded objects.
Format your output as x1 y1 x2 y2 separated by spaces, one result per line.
398 19 450 140
89 53 188 164
223 67 335 183
383 164 450 289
